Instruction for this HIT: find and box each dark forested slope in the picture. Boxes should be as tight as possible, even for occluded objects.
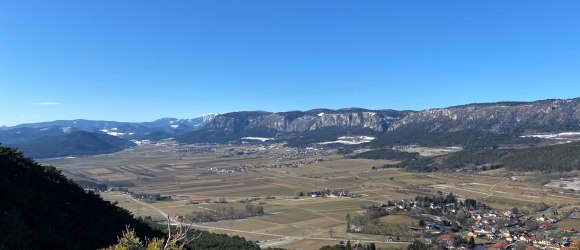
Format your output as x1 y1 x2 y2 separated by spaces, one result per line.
389 141 580 172
0 146 161 249
12 131 136 158
0 146 266 250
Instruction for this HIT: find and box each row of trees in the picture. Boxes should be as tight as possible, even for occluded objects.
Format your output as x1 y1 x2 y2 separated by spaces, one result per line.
189 204 264 222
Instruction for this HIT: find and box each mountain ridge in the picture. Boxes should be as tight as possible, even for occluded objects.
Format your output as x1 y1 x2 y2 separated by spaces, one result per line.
3 98 580 149
9 131 137 159
0 114 217 144
177 109 411 144
178 98 580 146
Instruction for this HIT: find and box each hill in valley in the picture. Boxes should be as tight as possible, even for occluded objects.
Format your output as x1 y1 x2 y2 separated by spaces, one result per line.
379 140 580 172
141 130 174 141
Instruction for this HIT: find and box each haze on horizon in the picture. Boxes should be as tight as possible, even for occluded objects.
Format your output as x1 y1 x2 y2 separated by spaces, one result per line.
1 1 580 126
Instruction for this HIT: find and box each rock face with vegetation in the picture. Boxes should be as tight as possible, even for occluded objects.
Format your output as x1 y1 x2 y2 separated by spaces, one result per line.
390 98 580 134
3 98 580 152
371 98 580 148
203 109 408 133
179 98 580 146
178 109 410 144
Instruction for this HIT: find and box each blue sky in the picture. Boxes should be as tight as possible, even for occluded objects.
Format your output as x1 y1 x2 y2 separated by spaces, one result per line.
1 1 579 126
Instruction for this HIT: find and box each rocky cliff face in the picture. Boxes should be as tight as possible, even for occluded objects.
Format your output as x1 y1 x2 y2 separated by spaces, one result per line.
179 98 580 145
203 109 409 133
389 98 580 134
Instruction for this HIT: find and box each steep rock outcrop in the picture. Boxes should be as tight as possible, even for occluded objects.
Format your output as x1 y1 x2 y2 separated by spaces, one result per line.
389 98 580 134
177 109 410 144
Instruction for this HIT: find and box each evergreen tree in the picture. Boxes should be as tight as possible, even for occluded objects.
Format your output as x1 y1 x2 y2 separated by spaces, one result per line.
407 240 428 250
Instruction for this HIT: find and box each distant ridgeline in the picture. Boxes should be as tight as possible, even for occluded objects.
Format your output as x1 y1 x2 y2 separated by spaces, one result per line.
0 146 265 250
0 98 579 158
8 131 136 158
0 115 217 158
176 109 408 146
177 98 579 149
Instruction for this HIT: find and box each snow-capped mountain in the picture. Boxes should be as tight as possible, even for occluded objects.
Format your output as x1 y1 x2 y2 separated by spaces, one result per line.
0 114 217 144
143 113 218 129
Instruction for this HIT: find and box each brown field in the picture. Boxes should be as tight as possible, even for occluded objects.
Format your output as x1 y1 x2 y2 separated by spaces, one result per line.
41 143 580 250
379 215 418 226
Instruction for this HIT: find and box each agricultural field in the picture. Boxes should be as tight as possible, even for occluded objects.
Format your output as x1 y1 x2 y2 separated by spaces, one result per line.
41 143 580 249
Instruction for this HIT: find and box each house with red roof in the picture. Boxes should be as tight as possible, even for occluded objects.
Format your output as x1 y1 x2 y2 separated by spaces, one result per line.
562 226 576 232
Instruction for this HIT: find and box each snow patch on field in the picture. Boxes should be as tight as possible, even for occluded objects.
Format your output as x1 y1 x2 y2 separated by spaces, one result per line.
520 132 580 140
318 136 375 145
545 177 580 191
241 137 274 142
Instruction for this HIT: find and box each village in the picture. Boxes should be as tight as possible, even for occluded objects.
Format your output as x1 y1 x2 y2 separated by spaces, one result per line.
347 193 579 249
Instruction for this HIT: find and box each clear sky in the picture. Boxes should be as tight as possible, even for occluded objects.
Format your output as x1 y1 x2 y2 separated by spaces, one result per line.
1 1 579 126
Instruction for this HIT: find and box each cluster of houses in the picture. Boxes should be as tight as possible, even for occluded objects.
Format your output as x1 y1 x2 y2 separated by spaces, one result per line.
362 195 579 249
271 147 333 161
298 188 354 198
459 210 578 249
207 165 249 174
177 145 213 154
127 192 172 202
265 158 324 168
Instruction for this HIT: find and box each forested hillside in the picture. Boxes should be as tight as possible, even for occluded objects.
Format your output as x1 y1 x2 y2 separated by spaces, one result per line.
388 141 580 172
0 146 264 250
11 131 136 158
0 146 160 249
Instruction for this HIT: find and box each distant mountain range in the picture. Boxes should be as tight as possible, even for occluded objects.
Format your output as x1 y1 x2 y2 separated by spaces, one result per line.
2 98 579 158
371 98 580 148
177 98 580 147
176 109 411 146
0 114 217 158
0 114 216 143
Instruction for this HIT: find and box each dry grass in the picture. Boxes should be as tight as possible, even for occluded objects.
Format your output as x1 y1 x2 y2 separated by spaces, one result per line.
379 214 419 226
41 143 580 249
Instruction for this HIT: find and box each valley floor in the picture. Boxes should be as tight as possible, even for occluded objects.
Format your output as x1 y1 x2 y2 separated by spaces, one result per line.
42 143 580 250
